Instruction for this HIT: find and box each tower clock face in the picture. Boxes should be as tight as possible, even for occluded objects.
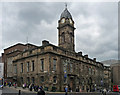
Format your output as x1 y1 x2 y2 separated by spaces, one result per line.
61 18 65 23
69 19 73 24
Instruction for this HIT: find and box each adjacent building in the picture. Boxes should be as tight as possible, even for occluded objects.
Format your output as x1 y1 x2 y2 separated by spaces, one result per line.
0 63 4 78
0 56 2 63
111 63 120 85
2 6 111 92
2 43 37 81
103 66 111 90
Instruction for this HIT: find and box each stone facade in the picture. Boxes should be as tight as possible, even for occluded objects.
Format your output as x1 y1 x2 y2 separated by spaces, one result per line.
13 41 104 92
103 66 111 90
111 63 120 85
2 43 37 80
0 56 2 63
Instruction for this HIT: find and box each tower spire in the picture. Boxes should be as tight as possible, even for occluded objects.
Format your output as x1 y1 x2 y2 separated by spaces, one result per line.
65 3 67 9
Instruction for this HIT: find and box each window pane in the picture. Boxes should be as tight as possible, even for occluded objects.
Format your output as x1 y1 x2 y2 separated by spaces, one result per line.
21 63 23 73
32 77 35 84
32 61 34 71
27 62 29 72
70 63 73 73
53 76 57 83
41 59 44 71
64 77 67 83
27 77 30 84
53 59 57 71
21 77 23 84
14 65 17 74
41 76 44 82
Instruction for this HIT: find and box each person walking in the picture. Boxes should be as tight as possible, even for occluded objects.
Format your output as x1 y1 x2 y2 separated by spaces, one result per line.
37 86 45 95
102 88 107 95
65 86 68 95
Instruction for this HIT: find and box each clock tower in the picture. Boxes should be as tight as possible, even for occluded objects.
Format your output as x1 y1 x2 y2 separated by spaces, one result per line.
57 6 75 51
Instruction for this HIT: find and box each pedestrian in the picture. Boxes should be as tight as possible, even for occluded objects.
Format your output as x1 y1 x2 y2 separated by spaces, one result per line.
34 85 36 91
37 86 45 95
14 83 17 88
23 84 25 89
30 84 32 91
65 86 68 95
8 82 9 87
36 85 39 92
80 88 82 92
24 83 26 88
102 88 107 95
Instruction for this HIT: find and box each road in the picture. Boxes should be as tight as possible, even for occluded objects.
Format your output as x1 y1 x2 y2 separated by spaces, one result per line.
2 87 19 93
0 87 120 95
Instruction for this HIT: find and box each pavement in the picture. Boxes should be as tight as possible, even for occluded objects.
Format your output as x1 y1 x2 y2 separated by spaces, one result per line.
2 86 120 95
5 86 36 93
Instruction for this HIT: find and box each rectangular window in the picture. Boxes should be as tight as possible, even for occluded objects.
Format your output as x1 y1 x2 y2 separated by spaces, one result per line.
82 86 84 90
86 66 88 73
82 65 84 69
64 77 67 83
41 47 44 52
53 76 57 83
27 62 29 72
41 76 44 82
21 77 23 84
32 77 35 84
53 47 57 51
70 63 73 73
89 68 91 75
53 59 57 71
14 65 17 74
41 59 44 71
27 77 30 84
31 60 34 71
21 63 23 73
63 61 67 71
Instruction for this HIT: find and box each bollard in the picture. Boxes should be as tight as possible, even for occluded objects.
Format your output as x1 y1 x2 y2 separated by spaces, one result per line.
18 90 21 95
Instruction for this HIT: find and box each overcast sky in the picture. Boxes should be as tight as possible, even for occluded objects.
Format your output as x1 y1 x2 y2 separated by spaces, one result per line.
0 2 118 61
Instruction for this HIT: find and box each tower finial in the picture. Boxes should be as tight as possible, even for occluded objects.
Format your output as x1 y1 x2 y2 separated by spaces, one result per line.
65 3 67 9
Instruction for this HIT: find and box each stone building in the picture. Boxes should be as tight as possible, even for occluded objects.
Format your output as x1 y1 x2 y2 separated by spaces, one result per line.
111 63 120 85
1 6 112 92
0 56 2 63
103 66 111 90
11 7 106 92
2 43 37 81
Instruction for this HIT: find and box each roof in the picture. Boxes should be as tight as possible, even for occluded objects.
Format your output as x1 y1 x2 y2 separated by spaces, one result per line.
4 43 38 51
60 8 72 19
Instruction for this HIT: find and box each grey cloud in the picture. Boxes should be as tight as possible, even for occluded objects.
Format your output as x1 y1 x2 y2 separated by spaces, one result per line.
18 2 63 25
1 2 118 61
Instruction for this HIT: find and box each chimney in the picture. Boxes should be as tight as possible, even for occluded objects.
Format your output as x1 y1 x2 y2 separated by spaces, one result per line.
84 54 88 58
93 58 96 61
42 40 49 46
78 52 82 56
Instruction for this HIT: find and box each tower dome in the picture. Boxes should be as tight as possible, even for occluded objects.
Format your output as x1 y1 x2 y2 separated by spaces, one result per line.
60 8 72 19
